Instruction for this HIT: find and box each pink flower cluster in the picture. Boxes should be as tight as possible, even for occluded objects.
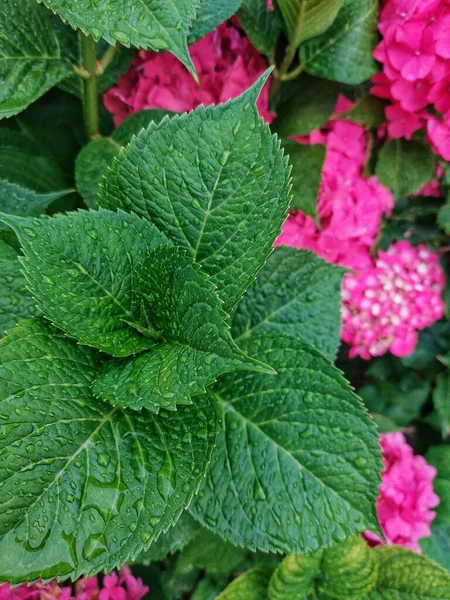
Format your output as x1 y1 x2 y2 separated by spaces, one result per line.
372 0 450 159
104 21 273 125
0 568 148 600
365 432 439 552
342 241 445 359
275 96 394 271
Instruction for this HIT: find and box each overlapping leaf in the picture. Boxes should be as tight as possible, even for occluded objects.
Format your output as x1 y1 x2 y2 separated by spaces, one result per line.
237 0 282 56
100 74 291 314
0 180 72 219
188 0 242 43
269 551 323 600
0 319 219 583
93 247 271 413
190 332 381 553
277 0 344 45
0 209 170 356
231 247 344 360
0 0 72 118
216 567 272 600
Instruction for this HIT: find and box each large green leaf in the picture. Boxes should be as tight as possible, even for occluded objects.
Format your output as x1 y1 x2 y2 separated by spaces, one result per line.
0 180 73 218
0 319 220 583
0 0 72 118
100 74 291 314
278 0 344 45
0 210 170 357
188 0 242 43
93 247 270 413
0 241 39 336
216 567 272 600
38 0 196 73
300 0 379 85
376 139 436 201
231 247 344 360
190 332 381 553
366 546 450 600
282 141 325 220
237 0 283 56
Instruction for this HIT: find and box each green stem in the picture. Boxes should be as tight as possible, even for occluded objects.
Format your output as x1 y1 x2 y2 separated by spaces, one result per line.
96 44 118 76
80 34 100 139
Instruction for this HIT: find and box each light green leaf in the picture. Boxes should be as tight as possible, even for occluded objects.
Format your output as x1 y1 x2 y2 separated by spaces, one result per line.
0 0 72 119
0 180 73 218
433 375 450 438
278 0 344 45
188 0 242 43
335 95 387 129
366 546 450 600
0 241 39 336
269 551 323 600
271 77 341 137
0 319 220 584
376 139 436 200
0 209 170 357
93 247 271 413
100 74 291 314
300 0 379 85
190 332 381 553
237 0 283 56
216 567 272 600
232 247 344 360
38 0 196 73
282 141 325 220
134 512 200 565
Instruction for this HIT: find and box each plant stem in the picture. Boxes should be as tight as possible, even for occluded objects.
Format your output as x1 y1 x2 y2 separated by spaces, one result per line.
80 34 100 139
96 44 118 76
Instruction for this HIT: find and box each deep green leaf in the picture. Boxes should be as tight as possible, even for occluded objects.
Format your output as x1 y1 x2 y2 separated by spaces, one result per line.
100 74 291 314
336 95 387 129
134 512 200 565
277 0 344 45
269 551 323 600
376 139 436 200
0 209 170 356
300 0 379 85
216 567 272 599
433 375 450 438
0 180 73 219
366 546 450 600
0 0 72 118
38 0 196 73
438 203 450 235
0 319 219 583
271 77 341 137
0 241 39 336
188 0 242 43
93 247 271 413
237 0 283 56
192 579 227 600
112 110 173 146
190 332 381 553
282 141 325 219
232 247 344 360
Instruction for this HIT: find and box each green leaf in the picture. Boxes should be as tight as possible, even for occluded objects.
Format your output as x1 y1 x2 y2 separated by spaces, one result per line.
134 512 200 565
433 375 450 438
217 567 272 600
376 139 436 200
278 0 344 45
0 180 73 218
0 241 39 336
0 0 72 118
366 546 450 600
237 0 283 56
300 0 379 85
38 0 196 74
269 551 323 600
282 141 325 219
178 528 248 575
231 247 344 360
0 209 170 357
438 203 450 235
190 332 381 553
335 95 387 129
100 74 291 314
192 579 227 600
188 0 243 43
421 446 450 571
76 111 172 208
0 319 219 584
92 247 271 413
271 77 341 137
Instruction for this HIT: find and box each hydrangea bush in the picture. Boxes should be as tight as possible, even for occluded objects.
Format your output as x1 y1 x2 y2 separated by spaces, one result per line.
1 0 450 598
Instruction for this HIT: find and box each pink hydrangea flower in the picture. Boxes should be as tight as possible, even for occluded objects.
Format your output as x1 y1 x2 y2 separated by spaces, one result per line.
364 432 439 552
0 570 148 600
341 241 445 359
104 22 273 125
372 0 450 160
275 96 394 270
